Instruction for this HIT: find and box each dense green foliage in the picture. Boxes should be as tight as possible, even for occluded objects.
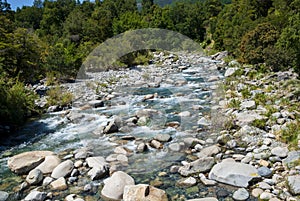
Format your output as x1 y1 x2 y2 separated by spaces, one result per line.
1 0 300 127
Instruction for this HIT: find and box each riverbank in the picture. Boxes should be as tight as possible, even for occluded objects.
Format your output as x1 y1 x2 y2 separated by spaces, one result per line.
0 51 299 201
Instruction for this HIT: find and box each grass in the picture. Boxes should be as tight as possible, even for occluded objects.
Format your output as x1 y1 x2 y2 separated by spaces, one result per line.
279 121 300 150
227 98 241 109
241 87 251 99
251 119 267 130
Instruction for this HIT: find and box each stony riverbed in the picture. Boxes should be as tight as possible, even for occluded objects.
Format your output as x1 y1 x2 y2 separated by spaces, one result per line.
0 52 299 201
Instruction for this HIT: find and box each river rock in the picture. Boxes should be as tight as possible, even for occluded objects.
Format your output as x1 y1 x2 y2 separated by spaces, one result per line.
50 177 67 190
150 140 163 149
26 169 43 185
186 198 218 201
208 161 260 187
123 184 168 201
65 194 84 201
197 145 221 158
0 191 9 201
103 120 119 134
283 151 300 168
24 191 47 201
287 175 300 195
199 173 217 186
154 134 171 142
101 171 135 201
34 155 61 174
224 67 238 77
42 177 54 186
259 192 274 200
168 143 184 152
88 100 104 108
177 177 197 187
232 188 249 201
271 146 289 158
257 166 272 178
88 167 107 180
137 143 147 153
7 151 54 174
235 111 264 126
242 100 256 109
179 157 215 176
197 117 210 126
86 156 109 169
51 160 74 179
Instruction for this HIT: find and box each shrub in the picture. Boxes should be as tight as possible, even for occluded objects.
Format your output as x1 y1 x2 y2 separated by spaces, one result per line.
280 121 300 150
0 76 39 125
46 86 73 107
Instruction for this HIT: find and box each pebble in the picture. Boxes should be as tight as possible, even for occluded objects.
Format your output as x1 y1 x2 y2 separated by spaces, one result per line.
232 188 249 200
252 188 263 197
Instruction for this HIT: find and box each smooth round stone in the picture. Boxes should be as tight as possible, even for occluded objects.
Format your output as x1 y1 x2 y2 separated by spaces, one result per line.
232 188 249 200
260 192 274 200
252 188 263 197
258 166 273 177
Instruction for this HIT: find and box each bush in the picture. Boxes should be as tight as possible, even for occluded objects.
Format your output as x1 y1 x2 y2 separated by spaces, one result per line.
0 76 39 126
46 86 73 107
280 121 300 149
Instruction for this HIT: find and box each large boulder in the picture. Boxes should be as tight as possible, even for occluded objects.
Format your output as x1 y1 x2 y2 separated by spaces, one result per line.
34 155 61 174
7 151 54 174
51 160 74 179
287 175 300 195
123 184 168 201
101 171 135 201
208 161 260 187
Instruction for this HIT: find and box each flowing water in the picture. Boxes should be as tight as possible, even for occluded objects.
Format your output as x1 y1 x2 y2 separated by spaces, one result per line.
0 56 245 200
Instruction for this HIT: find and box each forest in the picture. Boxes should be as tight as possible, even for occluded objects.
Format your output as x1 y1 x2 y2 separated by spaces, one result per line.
0 0 300 128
